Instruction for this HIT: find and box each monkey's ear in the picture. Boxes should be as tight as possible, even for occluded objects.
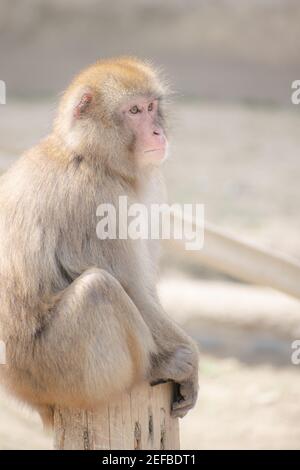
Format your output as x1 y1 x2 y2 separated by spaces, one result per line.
73 92 93 119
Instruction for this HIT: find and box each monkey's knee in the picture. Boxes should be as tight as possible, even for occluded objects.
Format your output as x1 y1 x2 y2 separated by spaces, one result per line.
69 267 126 306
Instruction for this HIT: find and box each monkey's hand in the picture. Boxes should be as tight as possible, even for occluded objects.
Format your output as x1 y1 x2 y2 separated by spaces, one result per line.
150 344 199 418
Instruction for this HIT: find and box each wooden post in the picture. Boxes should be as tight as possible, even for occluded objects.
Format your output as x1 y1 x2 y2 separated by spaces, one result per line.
53 382 180 450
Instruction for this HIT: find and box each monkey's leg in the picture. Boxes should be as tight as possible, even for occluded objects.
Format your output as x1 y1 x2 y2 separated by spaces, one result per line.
33 268 156 421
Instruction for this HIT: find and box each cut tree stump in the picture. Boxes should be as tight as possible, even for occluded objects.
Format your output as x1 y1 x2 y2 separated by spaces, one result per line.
53 382 180 450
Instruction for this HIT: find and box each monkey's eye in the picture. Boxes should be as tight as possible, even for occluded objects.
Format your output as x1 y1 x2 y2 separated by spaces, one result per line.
129 105 139 114
148 102 153 112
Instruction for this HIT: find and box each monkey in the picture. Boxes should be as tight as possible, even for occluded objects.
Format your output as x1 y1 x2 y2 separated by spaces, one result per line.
0 57 199 428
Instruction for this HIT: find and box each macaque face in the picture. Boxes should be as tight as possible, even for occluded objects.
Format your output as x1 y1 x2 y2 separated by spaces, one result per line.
120 96 167 167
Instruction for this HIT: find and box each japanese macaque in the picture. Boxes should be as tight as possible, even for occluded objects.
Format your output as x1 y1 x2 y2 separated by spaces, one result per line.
0 57 199 428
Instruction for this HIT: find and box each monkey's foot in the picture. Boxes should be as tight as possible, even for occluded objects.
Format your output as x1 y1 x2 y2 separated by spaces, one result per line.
171 379 198 418
150 345 199 417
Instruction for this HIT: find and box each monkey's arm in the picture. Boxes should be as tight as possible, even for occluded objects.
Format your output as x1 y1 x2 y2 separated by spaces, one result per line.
126 285 199 418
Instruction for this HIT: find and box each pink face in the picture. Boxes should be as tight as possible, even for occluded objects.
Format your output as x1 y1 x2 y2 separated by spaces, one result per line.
121 97 167 166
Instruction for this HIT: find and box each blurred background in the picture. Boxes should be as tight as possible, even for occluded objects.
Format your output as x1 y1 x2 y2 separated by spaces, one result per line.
1 0 300 450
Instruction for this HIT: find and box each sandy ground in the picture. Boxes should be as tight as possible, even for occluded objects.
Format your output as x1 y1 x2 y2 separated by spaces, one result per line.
1 1 300 104
181 354 300 450
0 100 299 449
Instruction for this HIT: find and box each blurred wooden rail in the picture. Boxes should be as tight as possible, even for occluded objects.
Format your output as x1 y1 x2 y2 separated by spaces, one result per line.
165 211 300 301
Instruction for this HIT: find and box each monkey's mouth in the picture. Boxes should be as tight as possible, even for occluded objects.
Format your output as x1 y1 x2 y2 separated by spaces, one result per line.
144 148 164 153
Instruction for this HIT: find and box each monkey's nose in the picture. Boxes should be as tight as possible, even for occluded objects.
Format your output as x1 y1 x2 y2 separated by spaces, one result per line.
153 129 161 136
